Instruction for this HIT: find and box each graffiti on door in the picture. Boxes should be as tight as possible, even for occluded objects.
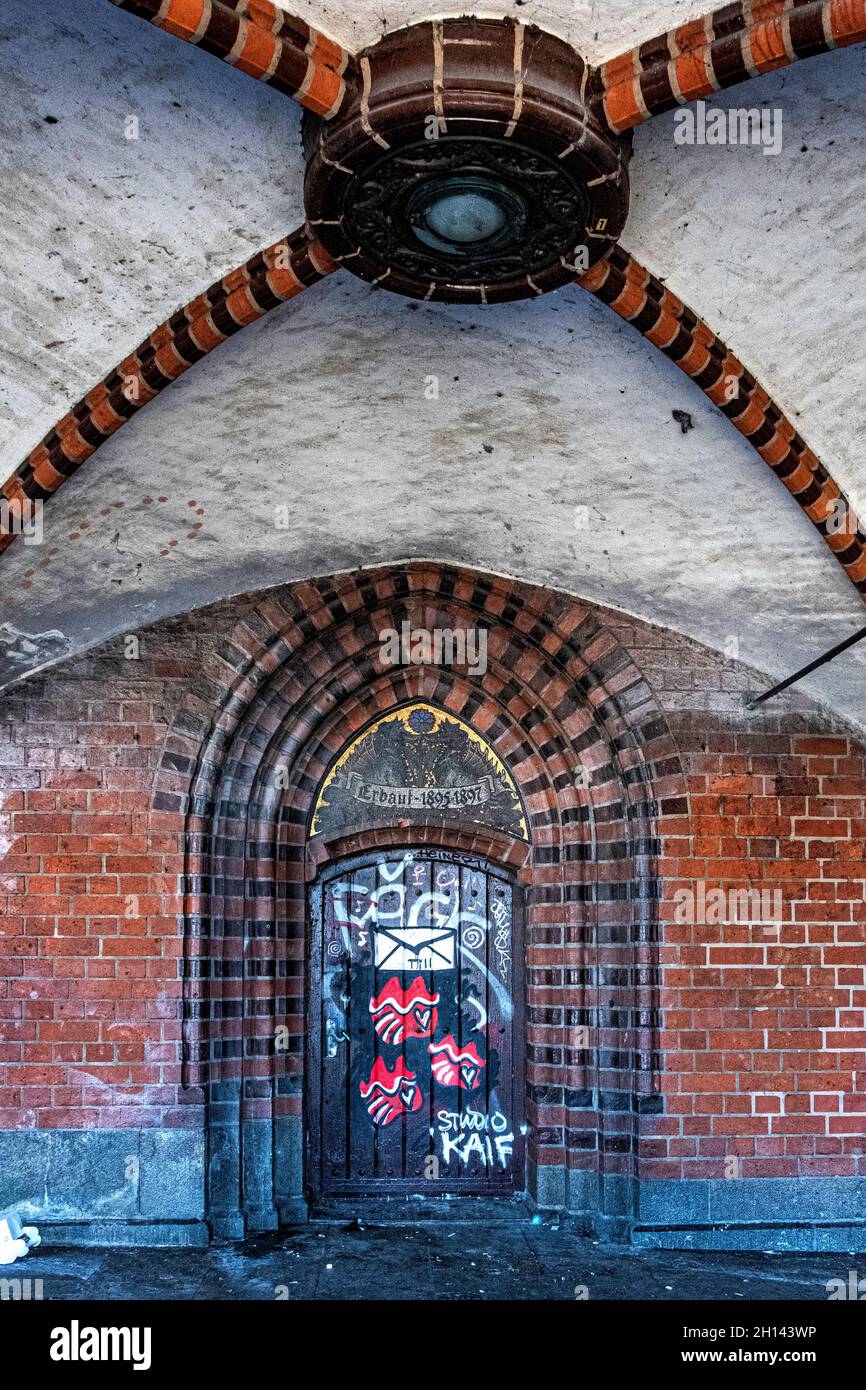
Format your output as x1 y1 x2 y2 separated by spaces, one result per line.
369 977 440 1043
359 1057 423 1126
436 1108 514 1169
314 851 521 1193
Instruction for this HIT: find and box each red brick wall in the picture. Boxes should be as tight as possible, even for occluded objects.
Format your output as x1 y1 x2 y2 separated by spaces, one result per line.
648 718 866 1180
0 601 246 1132
602 619 866 1180
1 577 864 1191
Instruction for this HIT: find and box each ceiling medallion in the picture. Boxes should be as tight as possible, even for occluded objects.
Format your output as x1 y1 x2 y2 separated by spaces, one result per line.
303 17 631 304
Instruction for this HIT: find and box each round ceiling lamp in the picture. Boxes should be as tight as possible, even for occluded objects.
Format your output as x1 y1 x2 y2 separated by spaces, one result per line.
407 176 526 254
303 17 631 304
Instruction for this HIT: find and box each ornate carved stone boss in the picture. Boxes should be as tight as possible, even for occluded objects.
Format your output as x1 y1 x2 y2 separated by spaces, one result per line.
303 17 631 304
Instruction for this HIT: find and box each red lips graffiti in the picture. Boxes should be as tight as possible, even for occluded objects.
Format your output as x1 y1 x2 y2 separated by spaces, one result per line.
369 977 440 1044
428 1035 486 1091
360 982 487 1125
359 1057 423 1126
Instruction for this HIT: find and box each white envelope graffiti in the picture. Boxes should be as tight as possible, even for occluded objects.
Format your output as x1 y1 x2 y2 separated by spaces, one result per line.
373 926 456 971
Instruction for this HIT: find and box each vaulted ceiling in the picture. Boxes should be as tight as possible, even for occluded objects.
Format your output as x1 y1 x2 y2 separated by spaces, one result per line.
1 0 865 728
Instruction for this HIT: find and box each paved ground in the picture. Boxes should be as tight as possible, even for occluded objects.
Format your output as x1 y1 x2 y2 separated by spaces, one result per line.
16 1221 856 1300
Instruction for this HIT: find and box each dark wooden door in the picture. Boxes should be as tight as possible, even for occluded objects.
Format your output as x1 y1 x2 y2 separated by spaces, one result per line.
307 849 524 1199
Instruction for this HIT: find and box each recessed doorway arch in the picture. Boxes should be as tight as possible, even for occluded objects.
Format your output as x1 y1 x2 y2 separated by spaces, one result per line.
159 562 683 1239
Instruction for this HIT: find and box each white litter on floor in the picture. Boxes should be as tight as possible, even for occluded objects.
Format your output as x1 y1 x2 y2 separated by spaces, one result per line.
0 1212 41 1266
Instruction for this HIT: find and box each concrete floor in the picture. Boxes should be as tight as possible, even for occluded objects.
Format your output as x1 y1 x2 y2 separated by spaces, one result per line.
18 1222 855 1300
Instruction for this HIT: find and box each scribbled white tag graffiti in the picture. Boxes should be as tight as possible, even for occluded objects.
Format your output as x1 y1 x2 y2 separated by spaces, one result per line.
436 1108 514 1169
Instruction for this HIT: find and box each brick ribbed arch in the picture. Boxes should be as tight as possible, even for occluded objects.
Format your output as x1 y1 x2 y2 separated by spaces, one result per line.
4 237 865 610
0 228 336 554
3 5 864 607
107 0 354 119
152 562 688 1238
576 247 866 598
108 0 866 137
598 0 866 132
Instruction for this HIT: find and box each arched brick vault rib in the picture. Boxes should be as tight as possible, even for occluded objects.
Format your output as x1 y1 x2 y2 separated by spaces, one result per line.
4 251 865 620
107 0 866 135
577 246 866 600
106 0 355 119
596 0 866 133
3 5 862 569
152 563 688 1230
0 228 337 553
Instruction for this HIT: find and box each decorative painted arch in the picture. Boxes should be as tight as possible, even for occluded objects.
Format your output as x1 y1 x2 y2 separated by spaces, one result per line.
309 699 531 842
152 561 688 1237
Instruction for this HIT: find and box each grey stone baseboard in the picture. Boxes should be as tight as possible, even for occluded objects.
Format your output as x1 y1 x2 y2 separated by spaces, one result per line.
35 1219 209 1248
5 1131 864 1252
632 1223 866 1252
534 1170 866 1252
635 1177 866 1252
0 1128 205 1247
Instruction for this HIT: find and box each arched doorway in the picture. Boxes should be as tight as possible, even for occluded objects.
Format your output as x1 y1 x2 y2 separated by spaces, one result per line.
306 849 525 1202
163 564 679 1238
